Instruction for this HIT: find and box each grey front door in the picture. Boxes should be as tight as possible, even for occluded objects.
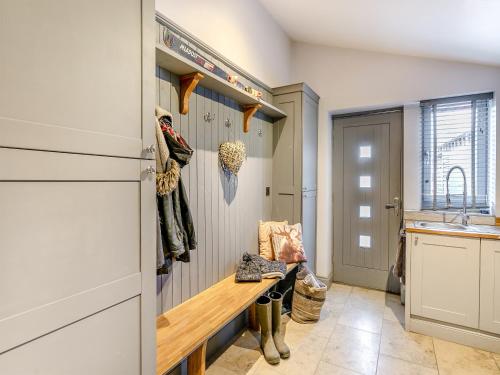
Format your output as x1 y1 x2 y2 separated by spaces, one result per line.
333 111 402 291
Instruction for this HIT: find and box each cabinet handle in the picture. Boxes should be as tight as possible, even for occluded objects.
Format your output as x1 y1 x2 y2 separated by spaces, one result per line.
145 165 156 175
414 236 419 246
145 144 156 154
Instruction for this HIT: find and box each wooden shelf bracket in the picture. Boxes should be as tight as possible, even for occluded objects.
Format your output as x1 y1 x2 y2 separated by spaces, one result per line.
180 72 204 115
243 104 262 133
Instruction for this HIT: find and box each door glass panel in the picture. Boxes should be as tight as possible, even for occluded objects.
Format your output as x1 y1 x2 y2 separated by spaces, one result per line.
359 175 371 188
360 205 371 218
360 145 372 158
359 235 371 248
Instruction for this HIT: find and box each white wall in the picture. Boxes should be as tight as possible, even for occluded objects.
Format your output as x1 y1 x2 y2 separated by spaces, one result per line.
155 0 291 87
291 42 500 280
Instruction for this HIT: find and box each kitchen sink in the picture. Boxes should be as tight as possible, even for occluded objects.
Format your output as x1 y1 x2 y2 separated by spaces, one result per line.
414 221 471 231
413 221 500 235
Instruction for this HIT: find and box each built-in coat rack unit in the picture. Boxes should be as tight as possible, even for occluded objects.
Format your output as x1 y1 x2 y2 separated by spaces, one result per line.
156 43 286 133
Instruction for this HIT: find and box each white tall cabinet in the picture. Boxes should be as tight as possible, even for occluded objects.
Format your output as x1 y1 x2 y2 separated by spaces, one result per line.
0 1 156 374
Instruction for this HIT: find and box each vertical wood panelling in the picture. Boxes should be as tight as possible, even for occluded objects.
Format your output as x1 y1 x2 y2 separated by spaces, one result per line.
179 78 191 303
223 96 231 278
217 95 226 282
188 84 199 299
156 67 273 313
204 89 213 290
196 85 207 293
170 74 183 308
211 90 220 284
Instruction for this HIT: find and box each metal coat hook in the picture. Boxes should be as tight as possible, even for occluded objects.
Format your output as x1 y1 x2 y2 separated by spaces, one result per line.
225 118 231 128
204 112 216 122
257 128 263 137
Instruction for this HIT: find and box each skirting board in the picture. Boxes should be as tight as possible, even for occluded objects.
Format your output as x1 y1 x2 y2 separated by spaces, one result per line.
409 317 500 354
317 272 333 290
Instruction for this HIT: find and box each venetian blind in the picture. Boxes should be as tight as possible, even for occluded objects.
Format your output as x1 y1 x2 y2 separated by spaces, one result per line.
421 93 494 210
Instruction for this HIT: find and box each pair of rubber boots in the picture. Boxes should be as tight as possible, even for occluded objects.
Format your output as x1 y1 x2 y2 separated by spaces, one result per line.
256 291 290 365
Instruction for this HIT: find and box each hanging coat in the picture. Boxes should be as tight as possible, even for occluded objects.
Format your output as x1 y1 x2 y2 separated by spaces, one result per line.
156 108 196 273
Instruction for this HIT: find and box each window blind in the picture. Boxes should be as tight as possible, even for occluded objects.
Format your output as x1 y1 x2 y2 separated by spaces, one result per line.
421 93 494 210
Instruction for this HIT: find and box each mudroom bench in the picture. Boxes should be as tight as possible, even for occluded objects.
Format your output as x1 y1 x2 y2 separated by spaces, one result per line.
156 263 297 375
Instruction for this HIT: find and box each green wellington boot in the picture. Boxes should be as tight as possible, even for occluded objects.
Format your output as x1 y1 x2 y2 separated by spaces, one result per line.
256 295 281 365
269 291 291 359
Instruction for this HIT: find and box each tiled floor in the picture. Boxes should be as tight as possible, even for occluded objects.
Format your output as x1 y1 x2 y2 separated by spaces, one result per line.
206 283 500 375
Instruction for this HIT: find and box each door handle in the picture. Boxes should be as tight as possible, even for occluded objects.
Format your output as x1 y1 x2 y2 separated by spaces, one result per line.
385 196 401 216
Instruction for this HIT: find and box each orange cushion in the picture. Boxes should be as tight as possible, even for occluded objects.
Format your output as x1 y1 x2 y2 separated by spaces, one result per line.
258 220 288 260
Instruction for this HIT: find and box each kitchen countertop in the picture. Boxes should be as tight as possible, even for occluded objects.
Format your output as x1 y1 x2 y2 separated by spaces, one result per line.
406 221 500 240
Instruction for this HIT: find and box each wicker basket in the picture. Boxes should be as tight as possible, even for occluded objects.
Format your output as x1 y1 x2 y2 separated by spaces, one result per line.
291 271 327 324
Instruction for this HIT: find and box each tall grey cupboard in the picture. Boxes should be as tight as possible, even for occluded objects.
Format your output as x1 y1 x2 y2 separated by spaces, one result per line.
0 1 156 374
272 83 319 273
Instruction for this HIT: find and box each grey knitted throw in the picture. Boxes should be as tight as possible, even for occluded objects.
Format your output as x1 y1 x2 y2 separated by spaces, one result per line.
235 252 286 282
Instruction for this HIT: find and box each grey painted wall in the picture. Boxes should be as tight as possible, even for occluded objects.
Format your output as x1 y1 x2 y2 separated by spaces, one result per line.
156 66 274 313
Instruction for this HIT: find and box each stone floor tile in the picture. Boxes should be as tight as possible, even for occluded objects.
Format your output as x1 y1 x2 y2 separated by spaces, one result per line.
206 364 239 375
376 354 439 375
314 360 362 374
337 305 383 334
284 307 338 343
434 338 500 375
327 283 352 304
255 335 329 375
206 330 262 374
321 324 380 375
380 320 437 369
346 287 386 313
383 293 405 324
494 353 500 369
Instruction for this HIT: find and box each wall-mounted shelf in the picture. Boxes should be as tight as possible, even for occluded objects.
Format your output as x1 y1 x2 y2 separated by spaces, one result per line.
156 44 287 120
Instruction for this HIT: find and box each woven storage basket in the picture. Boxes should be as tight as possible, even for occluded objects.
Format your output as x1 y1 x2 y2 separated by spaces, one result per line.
291 274 327 324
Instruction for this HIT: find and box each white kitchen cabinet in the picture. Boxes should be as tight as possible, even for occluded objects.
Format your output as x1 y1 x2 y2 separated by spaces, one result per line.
410 233 480 328
480 240 500 334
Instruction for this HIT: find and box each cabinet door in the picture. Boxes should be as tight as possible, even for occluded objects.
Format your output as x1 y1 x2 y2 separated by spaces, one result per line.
302 190 317 273
0 149 155 374
272 92 302 223
480 240 500 334
410 233 480 328
0 0 154 159
302 93 318 192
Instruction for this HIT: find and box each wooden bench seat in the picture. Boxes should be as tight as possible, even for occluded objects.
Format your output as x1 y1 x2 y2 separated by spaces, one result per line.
156 263 297 375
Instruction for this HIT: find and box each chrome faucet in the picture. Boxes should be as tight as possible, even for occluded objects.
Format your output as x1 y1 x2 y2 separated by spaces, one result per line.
446 166 469 225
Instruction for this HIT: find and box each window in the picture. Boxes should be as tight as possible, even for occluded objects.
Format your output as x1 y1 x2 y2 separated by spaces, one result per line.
421 93 494 210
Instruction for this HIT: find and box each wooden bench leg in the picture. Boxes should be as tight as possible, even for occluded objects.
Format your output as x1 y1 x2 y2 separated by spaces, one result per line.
248 302 259 331
187 340 207 375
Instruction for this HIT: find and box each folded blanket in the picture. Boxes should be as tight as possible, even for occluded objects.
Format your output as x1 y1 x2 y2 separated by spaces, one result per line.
249 254 286 280
235 253 262 282
235 252 286 282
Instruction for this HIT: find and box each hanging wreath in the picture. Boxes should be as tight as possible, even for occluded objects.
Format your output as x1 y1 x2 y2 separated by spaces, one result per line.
219 141 246 175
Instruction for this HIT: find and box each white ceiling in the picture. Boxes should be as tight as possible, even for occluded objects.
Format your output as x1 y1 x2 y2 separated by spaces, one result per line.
259 0 500 66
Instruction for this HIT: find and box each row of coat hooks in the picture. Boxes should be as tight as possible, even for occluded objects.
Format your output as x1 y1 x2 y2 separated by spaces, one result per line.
179 72 262 133
202 115 263 137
